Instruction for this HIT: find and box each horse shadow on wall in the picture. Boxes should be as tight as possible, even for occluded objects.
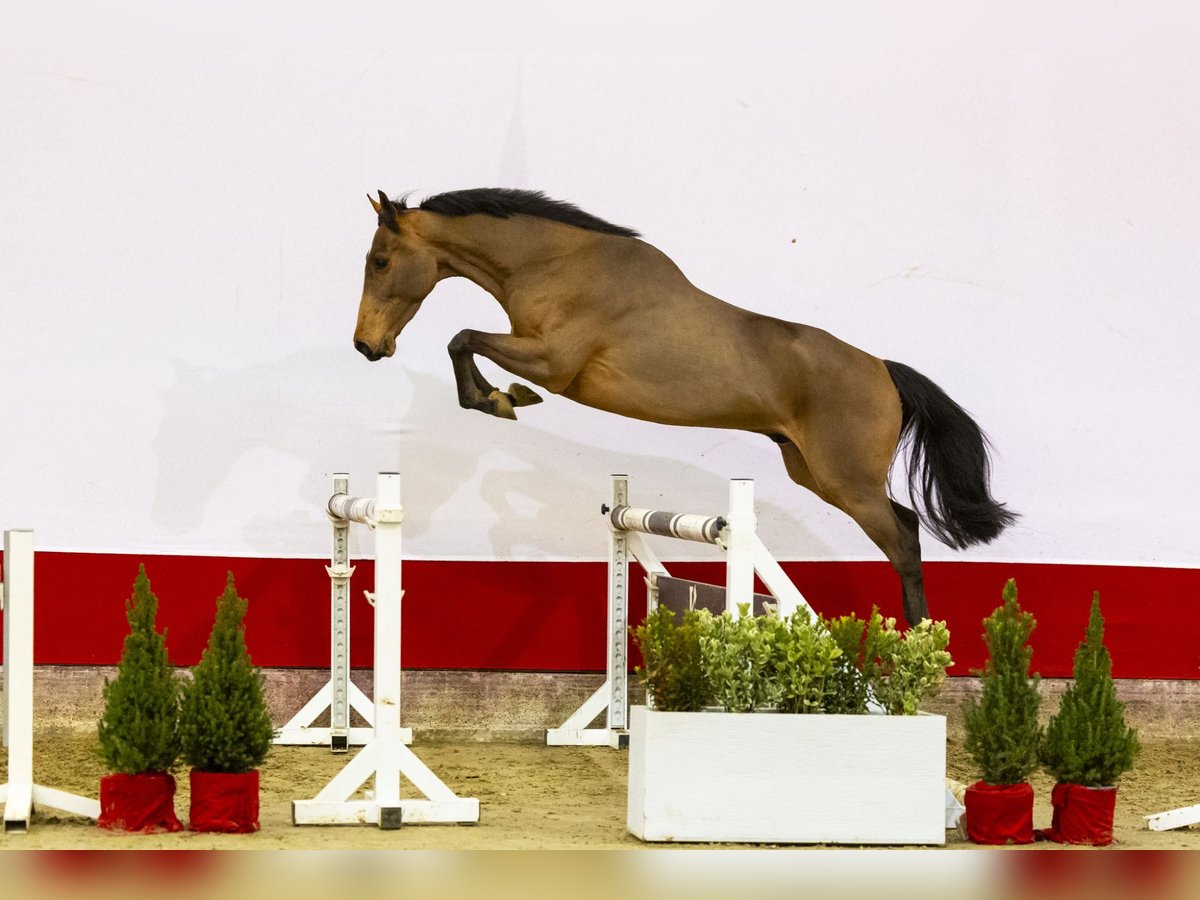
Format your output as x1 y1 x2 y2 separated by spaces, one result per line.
151 348 822 559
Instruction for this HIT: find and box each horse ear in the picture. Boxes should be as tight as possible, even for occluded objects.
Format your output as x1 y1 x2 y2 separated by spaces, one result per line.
374 190 399 231
368 193 383 214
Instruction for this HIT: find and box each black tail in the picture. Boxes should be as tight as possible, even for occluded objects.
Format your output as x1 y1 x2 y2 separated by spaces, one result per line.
884 360 1017 549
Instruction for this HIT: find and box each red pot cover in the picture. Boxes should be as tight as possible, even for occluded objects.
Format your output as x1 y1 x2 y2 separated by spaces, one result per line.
189 769 260 833
1038 782 1118 846
97 772 183 833
963 781 1035 845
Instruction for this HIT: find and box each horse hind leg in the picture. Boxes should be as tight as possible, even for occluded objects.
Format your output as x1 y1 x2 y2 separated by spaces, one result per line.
777 438 929 626
836 491 929 626
889 500 927 624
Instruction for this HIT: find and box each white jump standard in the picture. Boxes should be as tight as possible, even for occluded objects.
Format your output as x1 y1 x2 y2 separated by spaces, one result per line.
1 530 101 831
291 473 478 828
276 473 406 751
546 475 815 748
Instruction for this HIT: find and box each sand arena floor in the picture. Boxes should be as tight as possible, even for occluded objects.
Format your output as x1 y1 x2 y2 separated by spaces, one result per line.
2 691 1198 851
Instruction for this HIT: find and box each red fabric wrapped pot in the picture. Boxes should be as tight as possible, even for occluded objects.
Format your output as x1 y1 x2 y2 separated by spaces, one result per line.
1038 782 1118 846
188 769 260 833
963 781 1035 845
97 772 183 833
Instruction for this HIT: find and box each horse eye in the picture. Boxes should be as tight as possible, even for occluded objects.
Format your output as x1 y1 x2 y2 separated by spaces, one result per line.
372 256 388 270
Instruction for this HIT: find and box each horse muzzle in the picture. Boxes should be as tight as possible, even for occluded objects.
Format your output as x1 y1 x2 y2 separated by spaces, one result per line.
354 340 387 362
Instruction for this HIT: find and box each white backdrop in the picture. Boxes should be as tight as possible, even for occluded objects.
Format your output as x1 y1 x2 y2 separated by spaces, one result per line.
2 8 1198 568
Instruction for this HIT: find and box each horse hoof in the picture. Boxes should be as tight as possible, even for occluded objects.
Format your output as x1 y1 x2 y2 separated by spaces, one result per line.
506 383 543 407
488 390 518 420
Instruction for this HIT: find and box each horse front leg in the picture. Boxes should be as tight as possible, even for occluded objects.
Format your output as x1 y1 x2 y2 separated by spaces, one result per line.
447 329 548 420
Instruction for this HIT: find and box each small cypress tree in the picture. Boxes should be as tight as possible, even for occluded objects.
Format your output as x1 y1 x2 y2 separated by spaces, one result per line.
97 565 181 774
962 579 1043 785
178 573 275 773
1039 593 1139 786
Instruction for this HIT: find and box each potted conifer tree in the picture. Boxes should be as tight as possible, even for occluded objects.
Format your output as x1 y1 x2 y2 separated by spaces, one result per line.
96 565 183 833
961 579 1043 845
178 572 275 833
1037 592 1139 846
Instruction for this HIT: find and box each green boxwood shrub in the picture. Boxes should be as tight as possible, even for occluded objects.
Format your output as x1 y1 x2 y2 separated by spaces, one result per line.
700 605 779 712
632 605 711 712
767 607 842 714
632 600 953 715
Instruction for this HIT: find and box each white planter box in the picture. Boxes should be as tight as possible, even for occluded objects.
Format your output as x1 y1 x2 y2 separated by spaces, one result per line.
627 705 947 845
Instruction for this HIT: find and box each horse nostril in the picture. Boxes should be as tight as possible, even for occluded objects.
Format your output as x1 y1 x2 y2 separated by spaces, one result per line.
354 340 380 361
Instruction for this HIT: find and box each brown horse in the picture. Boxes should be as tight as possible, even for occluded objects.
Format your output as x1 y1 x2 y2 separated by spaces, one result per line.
353 188 1015 625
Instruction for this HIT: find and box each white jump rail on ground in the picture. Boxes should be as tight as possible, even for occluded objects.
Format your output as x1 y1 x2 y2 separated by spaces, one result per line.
276 472 409 751
1145 803 1200 832
1 530 100 831
546 475 815 749
291 473 479 829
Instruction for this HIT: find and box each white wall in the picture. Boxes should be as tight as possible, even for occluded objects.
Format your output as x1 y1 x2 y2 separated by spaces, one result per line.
2 8 1198 566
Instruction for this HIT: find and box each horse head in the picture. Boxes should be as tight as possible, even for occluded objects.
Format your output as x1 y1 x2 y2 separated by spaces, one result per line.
354 190 439 361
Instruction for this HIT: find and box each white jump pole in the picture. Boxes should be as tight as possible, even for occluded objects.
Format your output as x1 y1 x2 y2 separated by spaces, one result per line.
292 473 478 828
547 476 815 748
1 530 100 831
1145 804 1200 832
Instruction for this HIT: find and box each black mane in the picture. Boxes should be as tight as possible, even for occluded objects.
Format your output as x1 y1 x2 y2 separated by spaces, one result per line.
396 188 640 238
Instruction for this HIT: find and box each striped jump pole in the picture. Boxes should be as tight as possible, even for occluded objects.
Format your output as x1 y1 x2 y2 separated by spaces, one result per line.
605 477 759 618
605 506 727 545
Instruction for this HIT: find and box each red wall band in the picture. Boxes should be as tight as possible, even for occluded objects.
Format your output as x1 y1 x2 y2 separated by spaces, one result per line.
8 552 1197 679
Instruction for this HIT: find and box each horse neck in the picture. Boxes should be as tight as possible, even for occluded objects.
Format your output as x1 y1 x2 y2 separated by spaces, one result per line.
408 212 586 300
